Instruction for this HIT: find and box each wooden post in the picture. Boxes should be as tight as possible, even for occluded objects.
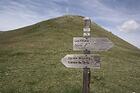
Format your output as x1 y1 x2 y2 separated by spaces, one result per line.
82 50 90 93
82 17 91 93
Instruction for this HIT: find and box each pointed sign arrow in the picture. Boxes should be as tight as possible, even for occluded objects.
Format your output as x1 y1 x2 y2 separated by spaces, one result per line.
73 37 114 51
61 54 100 68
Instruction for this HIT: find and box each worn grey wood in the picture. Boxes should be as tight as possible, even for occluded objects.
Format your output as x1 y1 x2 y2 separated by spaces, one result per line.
83 67 90 93
83 17 91 28
61 54 100 68
83 33 90 37
73 37 114 51
83 17 91 93
82 50 91 93
83 28 90 32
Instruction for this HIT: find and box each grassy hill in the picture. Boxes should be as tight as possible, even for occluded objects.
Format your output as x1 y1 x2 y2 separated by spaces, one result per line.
0 15 140 93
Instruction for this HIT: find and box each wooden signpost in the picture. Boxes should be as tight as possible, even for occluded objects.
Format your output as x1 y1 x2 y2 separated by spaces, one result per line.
61 17 114 93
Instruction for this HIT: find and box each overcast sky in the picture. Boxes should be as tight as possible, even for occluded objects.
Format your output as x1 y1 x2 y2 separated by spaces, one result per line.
0 0 140 48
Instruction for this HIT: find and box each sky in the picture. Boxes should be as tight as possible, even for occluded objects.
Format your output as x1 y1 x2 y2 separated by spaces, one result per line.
0 0 140 48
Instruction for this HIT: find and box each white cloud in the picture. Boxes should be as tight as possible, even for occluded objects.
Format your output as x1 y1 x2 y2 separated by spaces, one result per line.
119 20 140 32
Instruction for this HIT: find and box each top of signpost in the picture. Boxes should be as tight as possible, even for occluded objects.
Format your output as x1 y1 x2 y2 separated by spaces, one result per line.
83 17 90 20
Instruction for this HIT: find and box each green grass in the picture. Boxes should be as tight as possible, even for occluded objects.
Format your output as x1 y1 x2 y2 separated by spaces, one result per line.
0 15 140 93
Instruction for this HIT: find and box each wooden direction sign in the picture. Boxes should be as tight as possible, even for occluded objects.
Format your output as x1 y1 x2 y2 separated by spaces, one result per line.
61 54 100 68
83 28 90 32
73 37 114 51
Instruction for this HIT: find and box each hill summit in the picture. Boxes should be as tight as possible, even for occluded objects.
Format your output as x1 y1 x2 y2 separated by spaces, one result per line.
0 15 140 93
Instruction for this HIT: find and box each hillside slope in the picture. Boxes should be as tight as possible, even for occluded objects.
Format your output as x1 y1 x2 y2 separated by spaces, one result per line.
0 15 140 93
